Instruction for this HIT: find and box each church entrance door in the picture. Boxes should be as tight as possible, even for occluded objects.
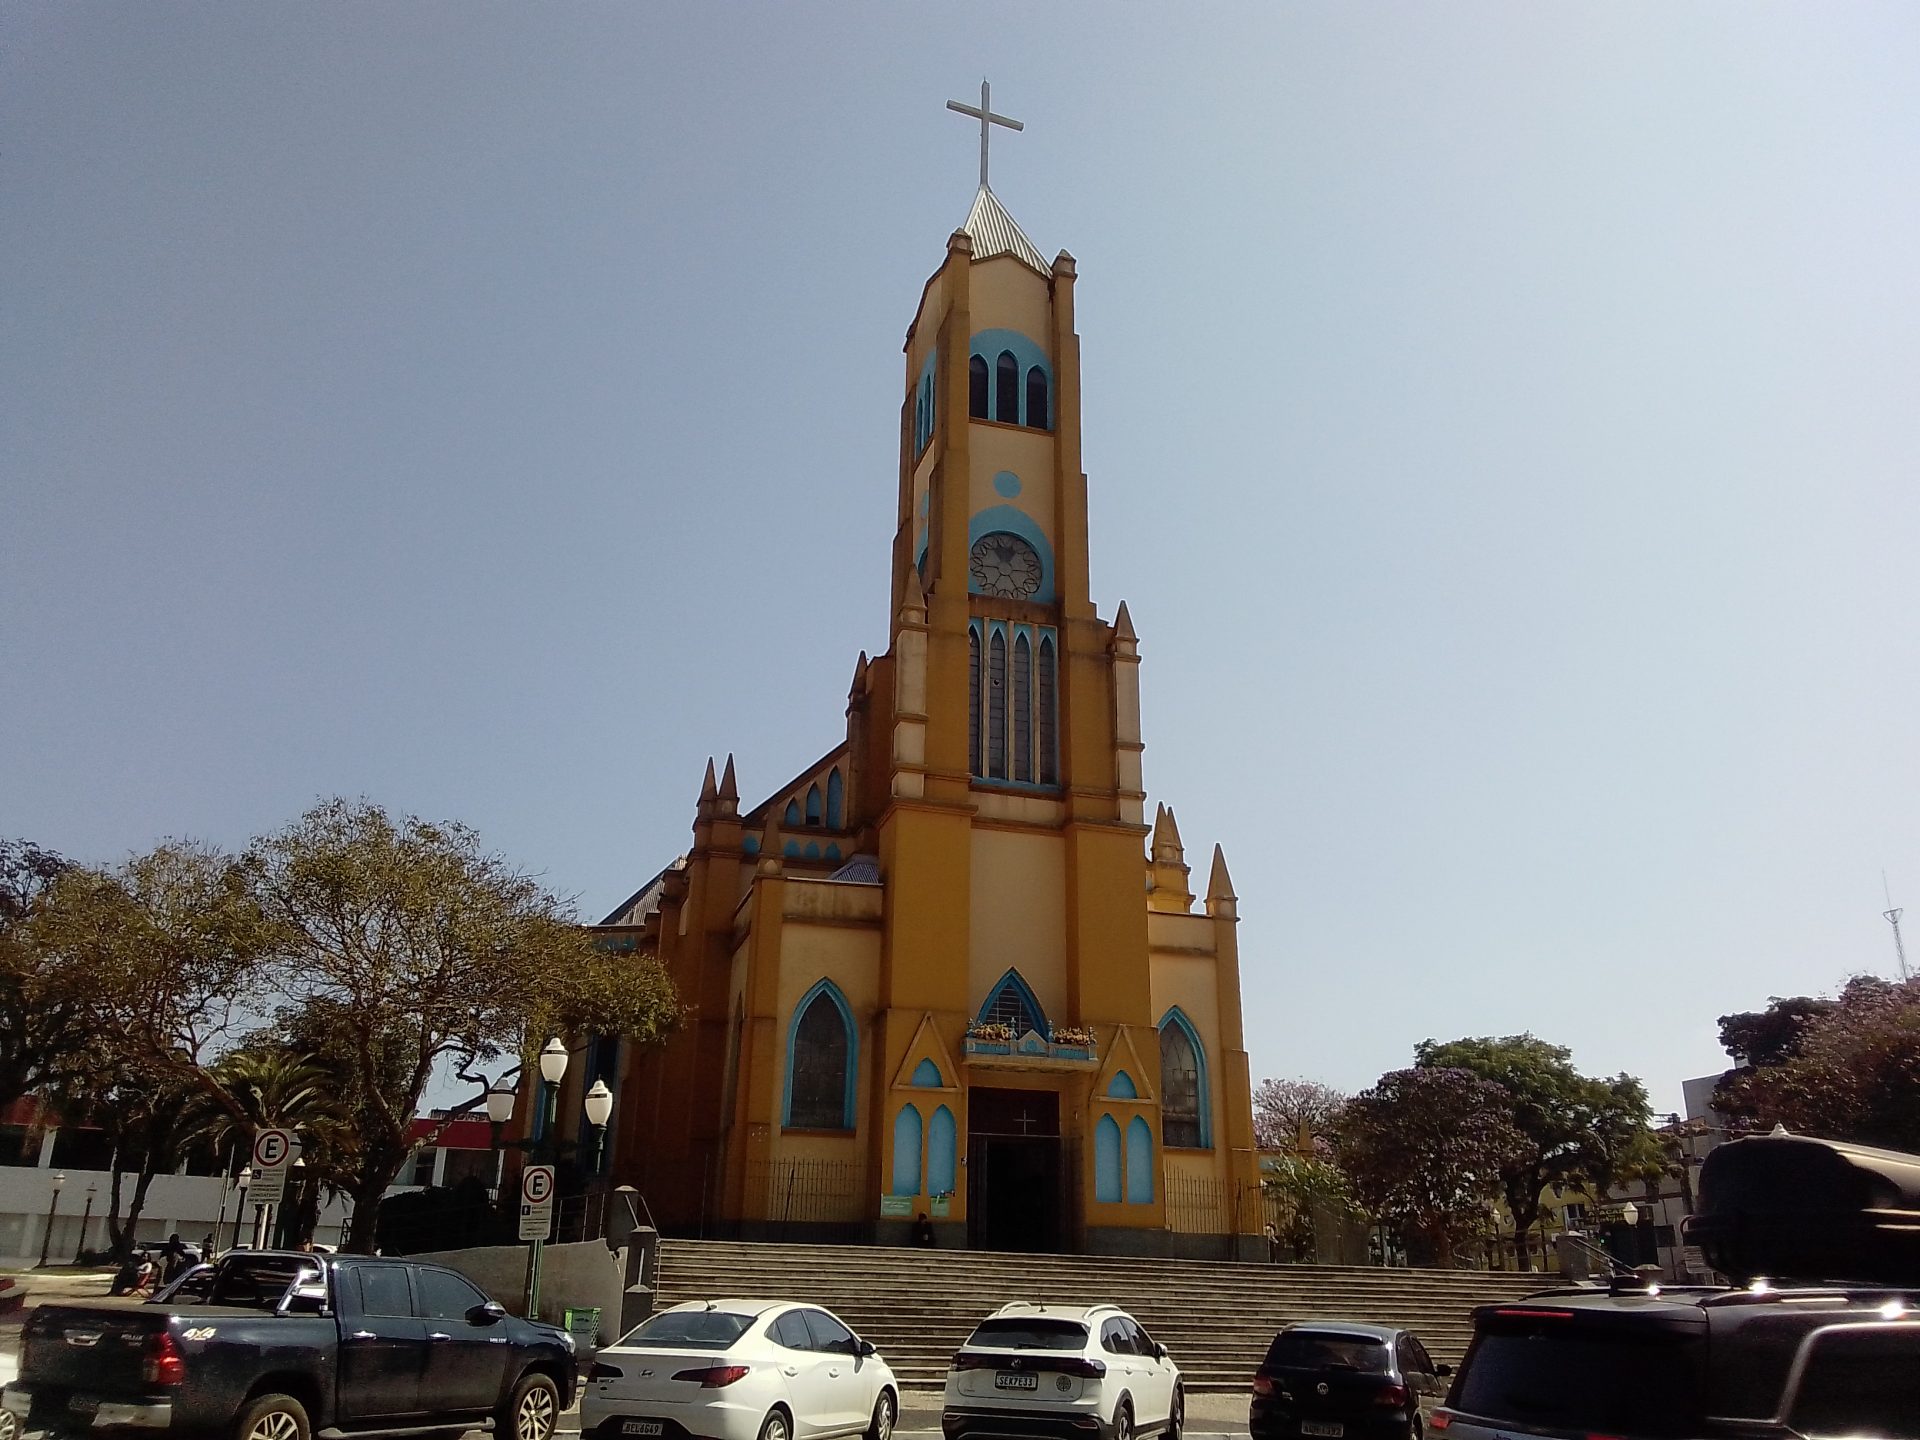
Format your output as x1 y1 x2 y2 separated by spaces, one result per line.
967 1087 1064 1253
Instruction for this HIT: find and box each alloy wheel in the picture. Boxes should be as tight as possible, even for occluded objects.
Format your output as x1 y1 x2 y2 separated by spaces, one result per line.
245 1411 300 1440
516 1386 556 1440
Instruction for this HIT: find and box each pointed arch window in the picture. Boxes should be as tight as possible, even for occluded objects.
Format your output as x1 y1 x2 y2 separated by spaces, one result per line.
968 625 983 777
969 355 989 418
1094 1115 1123 1203
784 981 856 1131
928 1105 957 1195
1037 636 1058 785
988 629 1008 779
1125 1116 1155 1203
980 968 1048 1038
891 1104 922 1195
1012 633 1033 782
1158 1008 1210 1149
1025 367 1049 430
783 800 801 828
805 785 822 826
826 769 844 829
995 351 1019 423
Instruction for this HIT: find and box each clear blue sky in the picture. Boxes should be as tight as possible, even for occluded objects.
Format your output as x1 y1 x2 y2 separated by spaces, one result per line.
6 4 1917 1115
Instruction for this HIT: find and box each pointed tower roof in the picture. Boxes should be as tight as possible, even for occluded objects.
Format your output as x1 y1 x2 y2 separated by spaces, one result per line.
699 758 718 804
1208 844 1237 903
718 754 739 804
963 187 1050 275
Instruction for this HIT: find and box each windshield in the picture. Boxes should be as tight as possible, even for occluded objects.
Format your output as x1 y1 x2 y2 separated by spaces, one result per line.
966 1318 1089 1351
620 1309 757 1351
1453 1330 1702 1437
1265 1332 1391 1372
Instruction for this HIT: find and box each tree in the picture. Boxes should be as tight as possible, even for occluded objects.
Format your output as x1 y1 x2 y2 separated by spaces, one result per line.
244 799 680 1252
1336 1066 1528 1264
1415 1034 1660 1270
1716 977 1920 1151
1262 1151 1364 1261
1253 1077 1348 1154
0 839 97 1108
1717 995 1837 1069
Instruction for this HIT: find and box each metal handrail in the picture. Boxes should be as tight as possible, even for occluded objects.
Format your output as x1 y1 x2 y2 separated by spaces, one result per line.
1561 1229 1636 1277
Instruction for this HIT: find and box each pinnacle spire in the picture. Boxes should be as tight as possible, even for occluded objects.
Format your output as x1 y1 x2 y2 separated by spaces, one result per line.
1207 844 1237 904
718 754 739 803
1114 601 1137 642
699 758 718 804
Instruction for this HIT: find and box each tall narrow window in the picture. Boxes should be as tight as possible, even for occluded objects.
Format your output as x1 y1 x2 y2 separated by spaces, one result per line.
805 785 822 826
1025 367 1049 430
1037 636 1058 785
988 629 1008 778
969 355 989 418
1159 1015 1206 1149
968 626 983 777
1013 633 1033 782
786 985 853 1130
826 769 844 829
996 351 1019 422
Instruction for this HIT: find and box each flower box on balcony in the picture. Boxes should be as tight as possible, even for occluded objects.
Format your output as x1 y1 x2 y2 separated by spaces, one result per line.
963 1037 1013 1057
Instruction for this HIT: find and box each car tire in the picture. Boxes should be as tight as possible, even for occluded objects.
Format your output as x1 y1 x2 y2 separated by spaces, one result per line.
759 1408 792 1440
234 1392 310 1440
1111 1397 1133 1440
0 1407 20 1440
501 1372 560 1440
1409 1419 1423 1440
865 1391 895 1440
1167 1387 1184 1440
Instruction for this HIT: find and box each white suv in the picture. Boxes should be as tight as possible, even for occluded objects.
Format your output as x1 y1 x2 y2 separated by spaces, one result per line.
941 1303 1183 1440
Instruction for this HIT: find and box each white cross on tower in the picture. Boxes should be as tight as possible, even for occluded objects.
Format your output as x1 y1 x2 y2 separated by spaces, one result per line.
946 79 1024 190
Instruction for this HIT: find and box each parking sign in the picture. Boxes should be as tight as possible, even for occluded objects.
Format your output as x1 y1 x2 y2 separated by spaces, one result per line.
519 1164 555 1241
248 1128 298 1206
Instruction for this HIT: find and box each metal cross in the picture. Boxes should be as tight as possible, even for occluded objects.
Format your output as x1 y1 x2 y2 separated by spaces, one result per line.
946 79 1023 190
1013 1107 1039 1136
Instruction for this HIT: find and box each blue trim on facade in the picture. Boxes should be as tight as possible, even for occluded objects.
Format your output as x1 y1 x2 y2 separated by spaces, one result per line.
891 1103 923 1195
1157 1005 1214 1149
1107 1070 1138 1099
1125 1116 1155 1203
781 978 859 1130
741 833 760 855
967 505 1056 604
979 967 1050 1037
1095 1115 1123 1203
928 1105 957 1195
968 329 1052 427
993 470 1022 498
784 800 801 827
911 1058 943 1087
826 770 844 829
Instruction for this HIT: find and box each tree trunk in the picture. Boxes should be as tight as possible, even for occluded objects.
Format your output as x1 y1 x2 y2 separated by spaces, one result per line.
1511 1190 1541 1271
344 1180 385 1254
104 1165 130 1259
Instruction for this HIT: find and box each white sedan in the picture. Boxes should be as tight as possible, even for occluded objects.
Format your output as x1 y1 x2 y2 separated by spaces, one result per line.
584 1300 899 1440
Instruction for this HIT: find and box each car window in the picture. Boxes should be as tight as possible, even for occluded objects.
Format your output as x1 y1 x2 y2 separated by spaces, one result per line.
802 1310 857 1354
968 1319 1090 1351
1123 1320 1155 1357
356 1265 414 1318
1100 1319 1127 1354
1264 1331 1390 1373
417 1268 487 1321
1410 1338 1437 1376
204 1257 318 1311
621 1309 757 1351
771 1311 814 1351
1395 1336 1418 1376
1452 1330 1702 1437
1785 1326 1920 1439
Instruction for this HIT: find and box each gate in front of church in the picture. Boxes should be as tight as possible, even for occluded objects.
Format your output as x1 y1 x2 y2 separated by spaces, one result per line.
967 1087 1080 1252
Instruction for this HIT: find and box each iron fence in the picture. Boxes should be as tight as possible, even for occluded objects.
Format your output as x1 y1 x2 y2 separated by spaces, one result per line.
744 1158 868 1242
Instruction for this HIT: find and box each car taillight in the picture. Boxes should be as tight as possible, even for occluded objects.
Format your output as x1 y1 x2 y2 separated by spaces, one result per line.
672 1366 750 1388
589 1362 624 1382
1429 1410 1452 1431
1055 1358 1106 1380
1374 1383 1408 1407
951 1353 994 1371
143 1333 186 1386
1251 1374 1274 1396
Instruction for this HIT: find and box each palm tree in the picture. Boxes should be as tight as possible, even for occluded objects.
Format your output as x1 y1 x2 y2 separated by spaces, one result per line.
195 1047 351 1246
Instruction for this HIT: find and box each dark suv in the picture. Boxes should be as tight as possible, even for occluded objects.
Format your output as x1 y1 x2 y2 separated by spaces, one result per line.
1432 1133 1920 1439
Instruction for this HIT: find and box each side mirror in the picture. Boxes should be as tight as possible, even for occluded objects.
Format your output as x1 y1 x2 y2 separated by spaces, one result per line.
1154 1343 1169 1361
467 1301 508 1325
857 1339 877 1358
1435 1364 1452 1378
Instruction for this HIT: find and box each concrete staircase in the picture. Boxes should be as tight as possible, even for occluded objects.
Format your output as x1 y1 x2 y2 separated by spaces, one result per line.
656 1240 1554 1393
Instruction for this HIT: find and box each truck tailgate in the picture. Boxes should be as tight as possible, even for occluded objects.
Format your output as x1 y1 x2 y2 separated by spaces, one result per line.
21 1305 175 1396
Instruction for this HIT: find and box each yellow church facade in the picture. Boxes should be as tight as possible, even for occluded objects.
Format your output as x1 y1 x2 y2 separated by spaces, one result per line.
586 183 1263 1256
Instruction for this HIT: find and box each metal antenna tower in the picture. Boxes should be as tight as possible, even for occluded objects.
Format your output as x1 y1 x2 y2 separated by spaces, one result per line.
1885 870 1911 982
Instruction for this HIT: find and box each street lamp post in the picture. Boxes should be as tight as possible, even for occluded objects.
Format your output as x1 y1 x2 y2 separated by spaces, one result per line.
73 1183 98 1265
232 1167 253 1253
37 1171 67 1268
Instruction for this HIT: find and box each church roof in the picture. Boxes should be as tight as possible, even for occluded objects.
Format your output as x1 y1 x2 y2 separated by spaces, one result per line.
963 186 1050 275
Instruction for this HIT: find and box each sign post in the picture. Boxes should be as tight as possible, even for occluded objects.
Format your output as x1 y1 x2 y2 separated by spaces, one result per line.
520 1164 556 1319
248 1129 298 1248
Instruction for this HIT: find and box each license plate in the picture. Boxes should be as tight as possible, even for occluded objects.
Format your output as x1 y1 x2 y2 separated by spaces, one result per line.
70 1398 100 1416
621 1423 663 1436
1300 1424 1343 1438
993 1373 1039 1390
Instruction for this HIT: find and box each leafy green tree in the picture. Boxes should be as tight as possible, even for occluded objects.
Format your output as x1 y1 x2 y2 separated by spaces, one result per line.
0 839 98 1108
1717 996 1837 1070
1253 1078 1348 1155
1336 1066 1527 1265
1262 1150 1364 1260
1415 1034 1660 1270
1717 977 1920 1150
244 799 680 1252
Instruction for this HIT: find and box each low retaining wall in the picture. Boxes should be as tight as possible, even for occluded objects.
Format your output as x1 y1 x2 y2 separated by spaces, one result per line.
409 1239 625 1345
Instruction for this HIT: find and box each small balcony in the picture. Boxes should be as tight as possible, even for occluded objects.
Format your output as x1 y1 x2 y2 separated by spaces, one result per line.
963 1026 1098 1071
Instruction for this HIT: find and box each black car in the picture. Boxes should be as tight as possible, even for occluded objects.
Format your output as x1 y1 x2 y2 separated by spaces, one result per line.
1432 1133 1920 1439
1250 1323 1448 1440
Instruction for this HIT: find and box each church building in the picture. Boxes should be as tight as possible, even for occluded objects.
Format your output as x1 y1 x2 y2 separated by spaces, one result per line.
576 130 1263 1256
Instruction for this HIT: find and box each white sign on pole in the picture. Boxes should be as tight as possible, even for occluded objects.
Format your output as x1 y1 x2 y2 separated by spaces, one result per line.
249 1128 298 1207
519 1164 556 1242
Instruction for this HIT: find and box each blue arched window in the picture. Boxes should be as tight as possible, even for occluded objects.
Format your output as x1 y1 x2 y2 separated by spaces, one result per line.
783 799 801 827
911 1059 943 1087
1158 1008 1211 1149
968 625 983 777
988 630 1008 778
995 351 1019 422
805 785 822 826
891 1104 923 1196
826 769 844 829
1126 1116 1154 1203
803 841 820 859
783 980 856 1131
1025 367 1049 430
1037 636 1058 786
1095 1115 1123 1203
969 355 989 418
928 1106 957 1195
1107 1071 1138 1100
979 969 1048 1038
1013 633 1033 783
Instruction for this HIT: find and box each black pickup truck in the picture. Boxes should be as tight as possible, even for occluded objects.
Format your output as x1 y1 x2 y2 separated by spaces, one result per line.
3 1251 574 1440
